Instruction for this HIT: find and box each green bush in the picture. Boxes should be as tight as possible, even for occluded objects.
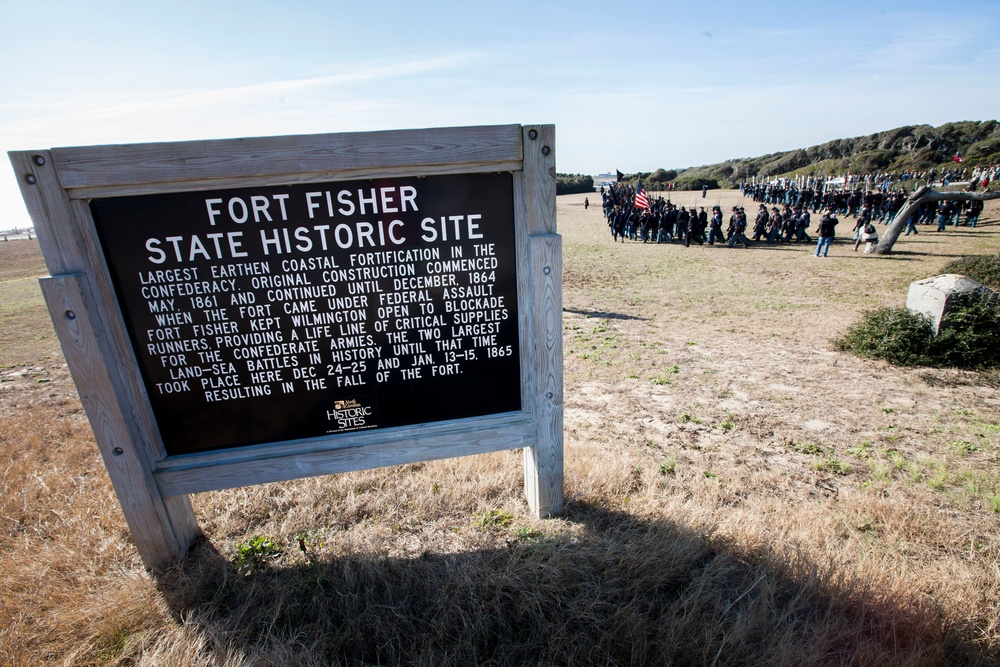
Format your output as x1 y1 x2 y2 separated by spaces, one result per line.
837 293 1000 368
645 168 678 184
556 173 594 195
836 307 933 366
941 255 1000 291
927 293 1000 368
671 177 719 191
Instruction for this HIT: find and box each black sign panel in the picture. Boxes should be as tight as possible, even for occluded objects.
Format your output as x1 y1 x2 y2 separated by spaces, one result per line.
90 173 521 456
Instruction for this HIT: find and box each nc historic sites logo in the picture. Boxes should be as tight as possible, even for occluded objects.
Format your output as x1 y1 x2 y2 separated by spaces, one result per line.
323 396 379 434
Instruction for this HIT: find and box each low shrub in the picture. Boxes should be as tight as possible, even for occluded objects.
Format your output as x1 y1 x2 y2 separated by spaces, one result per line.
837 293 1000 369
556 173 594 195
941 255 1000 291
927 293 1000 367
836 307 933 366
671 177 719 191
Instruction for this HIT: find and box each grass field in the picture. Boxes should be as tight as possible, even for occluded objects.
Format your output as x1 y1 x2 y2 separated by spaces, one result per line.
2 191 1000 665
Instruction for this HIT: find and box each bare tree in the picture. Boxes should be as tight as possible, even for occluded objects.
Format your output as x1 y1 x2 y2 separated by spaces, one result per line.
874 185 1000 254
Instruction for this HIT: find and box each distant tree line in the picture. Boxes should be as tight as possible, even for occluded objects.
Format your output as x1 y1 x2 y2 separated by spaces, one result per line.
621 168 719 192
616 121 1000 192
556 173 595 195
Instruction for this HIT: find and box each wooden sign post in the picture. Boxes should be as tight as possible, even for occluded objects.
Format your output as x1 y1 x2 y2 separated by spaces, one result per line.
10 124 562 569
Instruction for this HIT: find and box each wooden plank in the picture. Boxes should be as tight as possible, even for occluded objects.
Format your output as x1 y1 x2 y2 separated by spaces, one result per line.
63 160 523 200
512 138 534 416
155 413 533 497
12 148 198 568
155 410 530 470
517 125 563 517
40 274 199 566
524 234 564 516
68 199 171 466
51 125 523 192
9 150 82 275
521 126 557 236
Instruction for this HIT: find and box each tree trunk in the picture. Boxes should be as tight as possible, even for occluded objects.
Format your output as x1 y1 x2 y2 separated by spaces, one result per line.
874 187 1000 255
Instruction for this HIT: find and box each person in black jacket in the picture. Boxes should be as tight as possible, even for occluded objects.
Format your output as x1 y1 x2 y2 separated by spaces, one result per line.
814 209 838 257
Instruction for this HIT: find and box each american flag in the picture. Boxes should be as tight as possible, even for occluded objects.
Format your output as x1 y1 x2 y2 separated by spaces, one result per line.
635 182 650 210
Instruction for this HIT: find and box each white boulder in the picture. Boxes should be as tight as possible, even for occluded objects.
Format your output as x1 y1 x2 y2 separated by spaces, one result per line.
906 274 997 335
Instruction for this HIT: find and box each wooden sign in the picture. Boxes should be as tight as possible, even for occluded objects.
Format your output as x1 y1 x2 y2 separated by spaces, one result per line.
10 124 562 568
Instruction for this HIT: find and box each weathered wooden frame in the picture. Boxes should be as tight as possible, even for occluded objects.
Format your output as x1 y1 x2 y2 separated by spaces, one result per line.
9 124 563 569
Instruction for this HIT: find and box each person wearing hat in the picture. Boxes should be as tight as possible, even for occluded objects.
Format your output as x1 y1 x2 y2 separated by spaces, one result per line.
794 206 811 242
751 204 768 241
707 205 725 244
728 207 750 248
767 206 783 244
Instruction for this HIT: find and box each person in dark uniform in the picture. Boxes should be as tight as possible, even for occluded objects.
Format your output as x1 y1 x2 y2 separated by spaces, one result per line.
707 206 725 244
751 204 768 241
685 207 703 247
728 207 750 248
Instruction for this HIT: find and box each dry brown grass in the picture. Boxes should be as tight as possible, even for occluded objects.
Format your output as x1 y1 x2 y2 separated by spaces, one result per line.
2 194 1000 665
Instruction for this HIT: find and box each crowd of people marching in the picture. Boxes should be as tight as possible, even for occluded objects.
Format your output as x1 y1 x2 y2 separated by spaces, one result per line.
599 165 995 253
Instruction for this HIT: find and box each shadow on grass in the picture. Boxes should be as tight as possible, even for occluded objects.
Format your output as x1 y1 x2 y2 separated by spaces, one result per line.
563 308 648 321
154 498 994 666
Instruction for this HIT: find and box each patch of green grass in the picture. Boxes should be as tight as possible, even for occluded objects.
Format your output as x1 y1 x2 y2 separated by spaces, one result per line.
846 440 873 459
514 526 542 541
785 439 825 456
651 377 672 386
988 494 1000 513
703 470 716 479
476 509 515 529
294 529 325 555
679 412 703 424
665 364 679 373
948 439 981 457
233 535 283 571
927 463 951 491
958 470 990 496
659 459 677 476
872 462 892 484
718 420 735 431
885 449 906 470
880 407 895 414
972 421 1000 434
815 458 852 475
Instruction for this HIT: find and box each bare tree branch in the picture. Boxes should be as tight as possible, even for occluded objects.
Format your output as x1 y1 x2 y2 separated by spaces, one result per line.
874 186 1000 255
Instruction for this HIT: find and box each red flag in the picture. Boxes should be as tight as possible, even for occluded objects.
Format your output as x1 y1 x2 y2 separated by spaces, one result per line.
954 152 964 163
635 182 650 210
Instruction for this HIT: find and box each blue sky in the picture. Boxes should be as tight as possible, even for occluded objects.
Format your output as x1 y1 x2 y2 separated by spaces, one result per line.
2 0 998 229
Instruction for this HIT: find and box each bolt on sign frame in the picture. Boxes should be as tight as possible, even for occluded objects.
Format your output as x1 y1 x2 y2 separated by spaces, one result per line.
9 124 563 569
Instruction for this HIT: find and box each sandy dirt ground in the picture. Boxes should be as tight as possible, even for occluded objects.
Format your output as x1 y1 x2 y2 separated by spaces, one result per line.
2 189 1000 663
557 190 1000 509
